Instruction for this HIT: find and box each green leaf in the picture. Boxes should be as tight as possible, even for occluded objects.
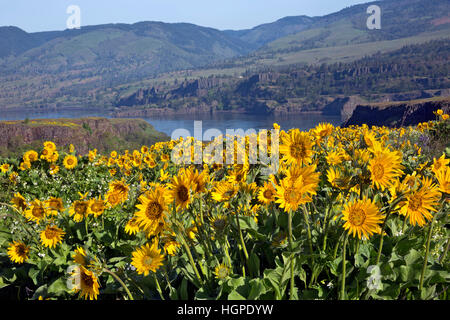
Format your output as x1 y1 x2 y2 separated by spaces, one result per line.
28 268 40 285
47 277 70 296
228 290 246 300
179 277 188 300
248 252 260 277
238 216 258 231
404 249 421 266
420 284 436 300
263 257 291 300
248 279 267 300
0 277 8 289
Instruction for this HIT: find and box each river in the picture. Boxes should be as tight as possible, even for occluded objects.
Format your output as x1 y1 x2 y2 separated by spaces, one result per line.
0 109 342 138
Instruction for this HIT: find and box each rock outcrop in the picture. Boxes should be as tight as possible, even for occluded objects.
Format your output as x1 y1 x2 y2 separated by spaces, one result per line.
342 97 450 127
0 117 169 157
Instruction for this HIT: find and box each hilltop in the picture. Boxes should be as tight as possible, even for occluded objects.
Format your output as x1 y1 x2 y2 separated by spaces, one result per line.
0 0 448 110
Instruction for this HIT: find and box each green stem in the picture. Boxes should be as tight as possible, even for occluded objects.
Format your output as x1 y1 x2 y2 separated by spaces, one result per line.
179 234 203 286
440 238 449 264
401 215 407 234
288 209 295 300
322 205 332 252
235 211 249 261
302 205 314 257
154 273 165 300
84 215 89 236
376 209 392 265
333 231 344 260
223 237 233 267
103 268 134 300
355 238 360 256
340 233 349 300
419 215 436 292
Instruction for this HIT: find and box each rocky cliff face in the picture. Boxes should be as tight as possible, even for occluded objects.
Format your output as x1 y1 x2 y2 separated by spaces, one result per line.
0 117 169 156
342 97 450 127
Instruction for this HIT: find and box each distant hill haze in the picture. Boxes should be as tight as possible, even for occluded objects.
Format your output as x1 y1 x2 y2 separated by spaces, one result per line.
0 0 449 110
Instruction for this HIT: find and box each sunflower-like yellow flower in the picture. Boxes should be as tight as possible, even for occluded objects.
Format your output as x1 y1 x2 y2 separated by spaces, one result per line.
214 263 231 280
342 197 383 239
88 149 97 162
0 163 10 173
69 200 89 222
326 150 345 166
211 180 239 202
161 233 180 256
368 149 404 191
72 246 90 266
399 177 442 227
24 199 47 224
44 197 64 216
187 167 209 194
314 123 334 141
257 181 276 205
210 214 228 233
168 173 193 210
87 196 106 218
11 192 27 211
131 241 165 276
40 226 65 248
124 216 140 235
49 164 60 175
69 265 100 300
327 167 350 190
43 141 56 152
63 155 78 170
435 166 450 194
431 154 449 175
226 165 248 185
23 150 39 163
279 129 314 166
135 187 168 236
275 164 320 213
106 179 129 205
7 241 30 264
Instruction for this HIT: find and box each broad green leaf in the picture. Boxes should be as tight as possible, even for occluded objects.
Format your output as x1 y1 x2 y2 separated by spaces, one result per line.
228 290 246 300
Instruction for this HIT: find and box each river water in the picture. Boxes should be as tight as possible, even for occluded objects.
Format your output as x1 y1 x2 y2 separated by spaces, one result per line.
0 109 342 138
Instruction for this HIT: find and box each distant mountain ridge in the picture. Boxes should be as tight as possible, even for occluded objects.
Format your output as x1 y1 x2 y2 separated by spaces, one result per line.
0 0 449 110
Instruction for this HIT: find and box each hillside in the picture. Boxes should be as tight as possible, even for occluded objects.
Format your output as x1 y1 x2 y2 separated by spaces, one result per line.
0 0 449 110
0 22 252 109
0 118 169 157
113 39 450 116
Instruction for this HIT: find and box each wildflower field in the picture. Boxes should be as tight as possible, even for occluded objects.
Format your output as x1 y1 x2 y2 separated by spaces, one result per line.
0 112 449 301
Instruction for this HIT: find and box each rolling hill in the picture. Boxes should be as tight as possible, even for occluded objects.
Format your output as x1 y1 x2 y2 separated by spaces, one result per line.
0 0 448 110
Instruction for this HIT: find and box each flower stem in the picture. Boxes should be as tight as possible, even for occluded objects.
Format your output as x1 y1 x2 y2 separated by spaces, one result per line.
234 210 249 261
223 237 233 267
376 208 392 265
103 268 134 300
322 205 332 252
419 214 436 292
340 233 349 300
179 234 203 286
288 209 295 300
154 273 165 300
302 205 314 257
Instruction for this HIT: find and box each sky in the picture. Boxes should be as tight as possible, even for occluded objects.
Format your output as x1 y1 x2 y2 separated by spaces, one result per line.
0 0 371 32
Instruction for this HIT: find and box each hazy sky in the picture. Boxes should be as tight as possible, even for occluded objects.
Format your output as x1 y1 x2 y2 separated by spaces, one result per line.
0 0 371 32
